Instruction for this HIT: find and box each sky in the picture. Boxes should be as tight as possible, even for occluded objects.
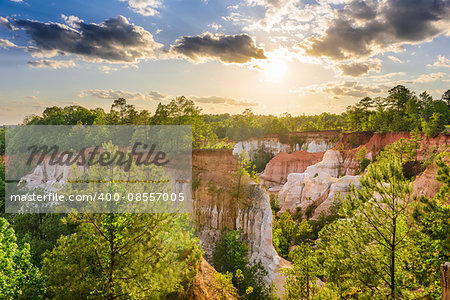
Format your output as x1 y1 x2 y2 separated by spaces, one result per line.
0 0 449 124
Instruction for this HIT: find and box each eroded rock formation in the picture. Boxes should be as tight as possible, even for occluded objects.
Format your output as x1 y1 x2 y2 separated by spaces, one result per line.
192 149 289 294
189 258 233 300
233 130 342 158
270 132 449 219
277 165 361 217
260 151 324 186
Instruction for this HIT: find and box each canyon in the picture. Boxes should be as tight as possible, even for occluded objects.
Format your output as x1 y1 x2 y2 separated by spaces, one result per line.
12 130 449 298
233 130 342 159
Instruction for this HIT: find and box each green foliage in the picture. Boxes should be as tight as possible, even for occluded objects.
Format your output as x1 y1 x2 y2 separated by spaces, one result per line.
250 145 274 173
355 146 371 173
273 212 315 259
214 230 249 274
0 217 45 299
215 271 237 300
0 160 4 212
292 206 302 221
213 230 269 299
422 112 446 137
293 218 313 245
377 135 422 178
304 202 316 219
215 270 254 300
319 158 419 298
273 212 295 258
269 194 281 216
9 214 77 267
40 142 202 299
282 243 320 300
344 86 450 134
411 152 450 298
307 200 341 240
42 213 202 299
0 127 5 155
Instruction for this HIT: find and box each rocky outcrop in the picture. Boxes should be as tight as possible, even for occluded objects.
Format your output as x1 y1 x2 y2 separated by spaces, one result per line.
192 149 289 294
273 132 449 219
412 162 443 198
233 130 342 158
278 170 361 218
260 151 324 186
189 258 233 300
331 132 450 175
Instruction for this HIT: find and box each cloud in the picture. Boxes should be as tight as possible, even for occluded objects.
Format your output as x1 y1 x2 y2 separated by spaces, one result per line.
192 96 258 106
119 0 163 16
208 23 222 31
428 55 450 68
300 0 450 60
0 17 15 30
78 89 169 101
78 89 146 100
337 60 382 76
61 14 82 28
293 81 387 98
99 65 119 74
170 32 266 63
0 38 18 48
388 55 402 63
147 91 168 101
370 72 406 82
10 0 23 2
27 59 76 69
10 15 162 63
411 72 447 83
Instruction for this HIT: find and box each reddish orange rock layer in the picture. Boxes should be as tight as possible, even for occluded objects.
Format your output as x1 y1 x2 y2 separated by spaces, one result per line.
261 151 324 185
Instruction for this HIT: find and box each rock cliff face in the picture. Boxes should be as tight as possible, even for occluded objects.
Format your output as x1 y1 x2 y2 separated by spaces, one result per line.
233 130 342 158
192 149 289 293
271 132 449 218
277 152 361 218
260 151 324 186
189 258 233 300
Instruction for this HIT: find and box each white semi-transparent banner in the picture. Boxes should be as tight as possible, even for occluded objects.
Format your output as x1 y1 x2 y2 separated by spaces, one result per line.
5 125 192 213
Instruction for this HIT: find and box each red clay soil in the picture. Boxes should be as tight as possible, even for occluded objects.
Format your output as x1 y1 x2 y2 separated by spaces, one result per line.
336 132 450 153
261 150 325 184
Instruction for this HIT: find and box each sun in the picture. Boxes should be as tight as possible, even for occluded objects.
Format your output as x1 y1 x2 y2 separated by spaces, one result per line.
262 58 287 82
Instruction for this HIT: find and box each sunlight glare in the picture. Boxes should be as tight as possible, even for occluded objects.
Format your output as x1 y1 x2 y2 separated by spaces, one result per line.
262 58 287 82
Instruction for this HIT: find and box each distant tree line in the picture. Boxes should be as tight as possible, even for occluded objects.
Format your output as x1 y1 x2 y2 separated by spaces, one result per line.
17 86 450 148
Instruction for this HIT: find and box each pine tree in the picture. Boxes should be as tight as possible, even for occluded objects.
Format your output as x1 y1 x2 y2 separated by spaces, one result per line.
320 158 416 298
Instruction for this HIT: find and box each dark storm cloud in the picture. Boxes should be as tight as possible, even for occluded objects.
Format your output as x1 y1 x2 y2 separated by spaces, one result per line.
11 16 161 63
301 0 450 60
171 32 266 63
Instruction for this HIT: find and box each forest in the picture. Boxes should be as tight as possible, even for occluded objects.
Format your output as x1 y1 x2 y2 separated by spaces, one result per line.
0 84 449 299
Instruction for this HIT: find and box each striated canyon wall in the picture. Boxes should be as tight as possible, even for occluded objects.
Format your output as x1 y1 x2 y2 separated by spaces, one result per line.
263 132 450 190
260 151 324 187
233 130 342 158
270 132 449 219
192 149 289 293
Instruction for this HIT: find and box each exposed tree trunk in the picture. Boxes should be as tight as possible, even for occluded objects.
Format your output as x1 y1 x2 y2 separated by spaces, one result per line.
390 217 396 298
442 262 450 300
